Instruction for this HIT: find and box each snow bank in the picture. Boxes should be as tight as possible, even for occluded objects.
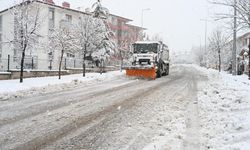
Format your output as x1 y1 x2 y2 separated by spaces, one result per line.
0 72 11 75
0 71 125 100
195 65 250 150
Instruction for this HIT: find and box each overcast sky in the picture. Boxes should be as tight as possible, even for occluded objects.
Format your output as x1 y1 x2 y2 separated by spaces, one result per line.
0 0 227 52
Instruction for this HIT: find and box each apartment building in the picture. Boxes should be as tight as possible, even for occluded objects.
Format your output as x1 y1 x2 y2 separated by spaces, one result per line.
221 32 250 73
0 0 144 71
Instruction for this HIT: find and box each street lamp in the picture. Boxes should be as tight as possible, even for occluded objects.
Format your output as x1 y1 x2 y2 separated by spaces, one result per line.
141 8 151 28
248 38 250 80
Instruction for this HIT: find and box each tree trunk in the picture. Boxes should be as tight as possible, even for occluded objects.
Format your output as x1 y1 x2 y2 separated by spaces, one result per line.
248 43 250 80
83 44 87 77
120 58 123 72
20 44 27 83
218 49 221 72
82 53 86 77
59 50 64 80
100 59 104 75
120 50 123 72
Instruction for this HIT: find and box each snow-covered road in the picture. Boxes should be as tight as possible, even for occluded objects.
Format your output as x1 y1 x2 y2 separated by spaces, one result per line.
0 65 249 150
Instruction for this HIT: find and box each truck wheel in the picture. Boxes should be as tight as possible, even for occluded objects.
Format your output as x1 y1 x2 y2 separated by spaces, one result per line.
166 65 169 75
156 65 162 78
156 67 162 78
162 66 167 76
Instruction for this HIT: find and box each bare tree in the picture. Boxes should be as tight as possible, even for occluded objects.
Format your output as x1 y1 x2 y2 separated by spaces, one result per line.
211 0 250 30
49 25 75 80
74 14 114 77
191 46 206 66
117 40 131 71
74 15 95 77
10 0 41 83
211 0 250 77
208 28 229 72
92 0 110 19
92 0 116 74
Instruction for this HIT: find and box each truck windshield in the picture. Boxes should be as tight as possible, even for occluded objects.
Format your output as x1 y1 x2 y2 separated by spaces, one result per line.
133 43 158 53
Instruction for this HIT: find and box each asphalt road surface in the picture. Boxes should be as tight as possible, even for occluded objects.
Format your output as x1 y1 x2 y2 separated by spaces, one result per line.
0 65 207 150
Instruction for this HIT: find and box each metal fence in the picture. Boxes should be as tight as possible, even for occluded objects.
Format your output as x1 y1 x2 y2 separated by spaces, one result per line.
0 55 122 72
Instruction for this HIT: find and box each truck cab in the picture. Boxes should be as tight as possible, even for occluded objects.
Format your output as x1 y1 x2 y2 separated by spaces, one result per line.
128 41 170 78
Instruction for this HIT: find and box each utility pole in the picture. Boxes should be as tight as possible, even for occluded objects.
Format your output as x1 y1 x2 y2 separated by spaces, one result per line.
248 38 250 80
232 0 237 76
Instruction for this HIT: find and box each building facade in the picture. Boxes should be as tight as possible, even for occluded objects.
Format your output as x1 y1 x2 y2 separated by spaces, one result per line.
0 0 144 71
222 32 250 74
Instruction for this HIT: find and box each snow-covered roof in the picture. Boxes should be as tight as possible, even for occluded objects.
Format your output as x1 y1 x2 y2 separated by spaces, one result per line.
0 0 90 15
134 41 161 44
0 0 145 31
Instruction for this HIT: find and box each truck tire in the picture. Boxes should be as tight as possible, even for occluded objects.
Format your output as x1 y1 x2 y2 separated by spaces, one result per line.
157 69 162 78
162 65 167 76
156 64 162 78
166 64 169 75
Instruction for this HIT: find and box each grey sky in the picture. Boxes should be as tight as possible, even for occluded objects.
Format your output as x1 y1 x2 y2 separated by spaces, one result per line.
0 0 223 52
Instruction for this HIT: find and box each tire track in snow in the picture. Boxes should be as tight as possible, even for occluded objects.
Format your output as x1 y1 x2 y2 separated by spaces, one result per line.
43 74 187 150
0 77 124 109
0 79 139 127
183 78 200 150
11 77 177 150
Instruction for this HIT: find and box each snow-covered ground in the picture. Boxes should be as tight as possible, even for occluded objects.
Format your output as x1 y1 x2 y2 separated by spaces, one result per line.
0 71 124 100
195 65 250 150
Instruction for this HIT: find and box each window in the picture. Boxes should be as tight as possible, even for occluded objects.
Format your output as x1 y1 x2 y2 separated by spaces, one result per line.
67 53 75 58
65 14 72 23
13 14 19 61
0 15 2 60
49 8 55 30
111 17 117 25
0 15 2 32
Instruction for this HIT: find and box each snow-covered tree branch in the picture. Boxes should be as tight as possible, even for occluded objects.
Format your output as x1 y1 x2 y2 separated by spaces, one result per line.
9 0 42 83
211 0 250 30
49 23 75 80
92 0 116 73
207 28 229 72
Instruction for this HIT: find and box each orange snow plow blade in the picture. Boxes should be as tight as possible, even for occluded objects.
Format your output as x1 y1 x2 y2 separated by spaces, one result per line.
126 67 156 79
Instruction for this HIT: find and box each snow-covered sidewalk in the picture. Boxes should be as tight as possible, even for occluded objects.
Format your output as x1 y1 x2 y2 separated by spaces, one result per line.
197 66 250 150
0 71 124 100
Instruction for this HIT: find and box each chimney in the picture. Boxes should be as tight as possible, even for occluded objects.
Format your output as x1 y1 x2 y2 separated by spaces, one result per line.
62 2 70 8
44 0 55 4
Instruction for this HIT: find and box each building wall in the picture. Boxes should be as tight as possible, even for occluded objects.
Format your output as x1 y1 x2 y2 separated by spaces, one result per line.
0 10 15 71
108 15 143 51
0 1 144 71
222 32 250 71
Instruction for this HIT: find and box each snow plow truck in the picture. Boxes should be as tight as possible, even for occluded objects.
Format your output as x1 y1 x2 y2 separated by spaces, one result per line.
124 41 170 79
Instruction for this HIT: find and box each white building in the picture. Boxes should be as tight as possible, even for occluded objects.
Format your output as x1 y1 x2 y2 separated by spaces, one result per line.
0 0 144 72
0 0 98 71
222 32 250 73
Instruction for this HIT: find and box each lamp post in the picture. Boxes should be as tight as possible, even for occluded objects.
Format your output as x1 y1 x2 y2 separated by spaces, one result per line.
141 8 150 28
248 38 250 79
232 0 237 76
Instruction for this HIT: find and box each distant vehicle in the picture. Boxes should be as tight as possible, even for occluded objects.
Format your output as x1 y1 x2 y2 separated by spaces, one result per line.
124 41 170 79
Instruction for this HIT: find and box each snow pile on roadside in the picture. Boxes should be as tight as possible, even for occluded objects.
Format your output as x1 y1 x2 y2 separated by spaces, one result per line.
197 67 250 150
0 71 125 100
